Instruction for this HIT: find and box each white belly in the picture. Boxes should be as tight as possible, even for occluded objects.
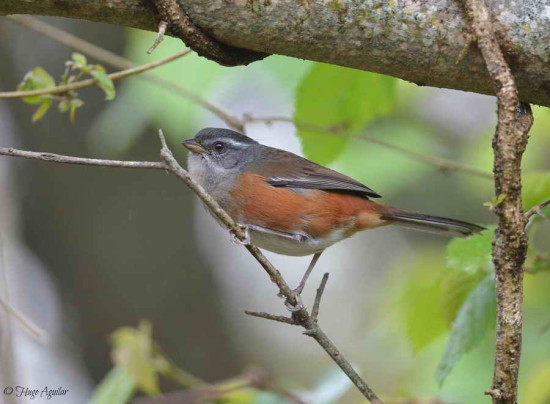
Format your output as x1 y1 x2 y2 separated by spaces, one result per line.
250 228 349 256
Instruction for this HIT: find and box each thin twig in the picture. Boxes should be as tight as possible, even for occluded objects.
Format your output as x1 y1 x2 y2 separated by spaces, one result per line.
461 0 532 403
147 20 168 54
0 136 384 403
0 50 190 99
0 148 165 170
311 273 329 323
6 16 135 69
5 16 243 131
525 199 550 220
244 311 296 325
0 296 43 339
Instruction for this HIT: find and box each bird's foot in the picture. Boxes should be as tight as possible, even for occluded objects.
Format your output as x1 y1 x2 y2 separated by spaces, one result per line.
284 294 305 312
230 224 250 246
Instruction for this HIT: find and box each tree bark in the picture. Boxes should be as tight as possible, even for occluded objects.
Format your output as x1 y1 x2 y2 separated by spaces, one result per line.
1 0 550 107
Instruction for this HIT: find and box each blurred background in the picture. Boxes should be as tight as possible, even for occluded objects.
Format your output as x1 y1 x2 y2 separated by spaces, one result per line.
1 15 549 404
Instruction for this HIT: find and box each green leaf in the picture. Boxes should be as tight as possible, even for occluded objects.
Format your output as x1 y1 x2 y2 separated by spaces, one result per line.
32 99 52 122
70 52 90 74
440 268 486 325
91 70 116 100
93 64 107 73
523 364 550 404
89 367 135 404
295 63 396 165
110 320 160 395
72 52 88 69
402 272 448 352
17 67 55 104
523 171 550 211
69 98 84 122
435 274 496 385
526 252 550 274
445 226 494 274
58 99 71 113
215 387 256 404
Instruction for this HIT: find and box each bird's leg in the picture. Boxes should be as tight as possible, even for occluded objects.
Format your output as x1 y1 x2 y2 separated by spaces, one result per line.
294 251 323 296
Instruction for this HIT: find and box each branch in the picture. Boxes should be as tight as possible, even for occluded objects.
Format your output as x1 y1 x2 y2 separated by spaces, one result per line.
311 273 329 323
148 0 268 66
2 1 550 107
0 50 190 99
0 135 384 404
244 311 296 326
461 0 533 403
6 16 493 181
0 148 165 170
525 199 550 220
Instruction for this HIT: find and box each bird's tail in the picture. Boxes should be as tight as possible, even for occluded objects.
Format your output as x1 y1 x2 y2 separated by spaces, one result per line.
381 208 485 238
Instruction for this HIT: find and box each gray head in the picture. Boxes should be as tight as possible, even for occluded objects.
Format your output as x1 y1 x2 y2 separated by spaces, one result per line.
182 128 259 172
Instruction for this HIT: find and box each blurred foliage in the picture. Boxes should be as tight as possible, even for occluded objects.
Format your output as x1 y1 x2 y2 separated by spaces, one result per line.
10 24 550 404
445 228 493 274
523 364 550 403
436 274 495 385
399 255 449 352
17 52 115 122
295 63 396 165
90 367 135 404
523 171 550 211
80 36 550 401
91 322 353 404
111 320 164 395
334 119 437 197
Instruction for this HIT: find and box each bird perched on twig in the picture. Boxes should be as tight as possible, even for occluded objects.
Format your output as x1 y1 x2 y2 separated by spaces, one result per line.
182 128 484 302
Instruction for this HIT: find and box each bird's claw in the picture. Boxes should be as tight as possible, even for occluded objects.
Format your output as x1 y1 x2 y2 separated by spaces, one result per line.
284 294 305 312
230 225 250 245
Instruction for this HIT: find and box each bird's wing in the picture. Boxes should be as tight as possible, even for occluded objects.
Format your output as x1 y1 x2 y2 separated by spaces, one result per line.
248 147 381 198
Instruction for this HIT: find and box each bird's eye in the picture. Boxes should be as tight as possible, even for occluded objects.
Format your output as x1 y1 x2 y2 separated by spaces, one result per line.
213 142 226 154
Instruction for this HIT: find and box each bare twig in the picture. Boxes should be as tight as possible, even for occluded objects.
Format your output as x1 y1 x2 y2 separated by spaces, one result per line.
0 148 165 170
244 311 296 325
461 0 532 402
147 20 168 54
0 135 384 403
0 296 43 339
0 50 190 99
6 16 134 69
148 0 268 66
485 389 503 400
311 273 329 323
525 199 550 220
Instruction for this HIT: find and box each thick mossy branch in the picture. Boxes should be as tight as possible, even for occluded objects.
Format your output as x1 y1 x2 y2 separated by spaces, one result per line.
2 0 550 106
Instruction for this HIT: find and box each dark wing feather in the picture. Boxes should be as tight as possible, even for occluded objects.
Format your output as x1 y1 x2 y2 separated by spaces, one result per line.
248 146 381 198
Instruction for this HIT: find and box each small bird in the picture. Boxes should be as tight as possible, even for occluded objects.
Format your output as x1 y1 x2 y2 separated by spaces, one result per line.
182 128 484 297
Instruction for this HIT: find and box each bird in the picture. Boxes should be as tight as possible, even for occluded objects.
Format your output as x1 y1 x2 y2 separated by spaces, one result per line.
182 127 484 299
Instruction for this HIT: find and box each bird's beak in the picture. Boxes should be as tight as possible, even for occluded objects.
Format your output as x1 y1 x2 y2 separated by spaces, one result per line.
181 139 207 154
